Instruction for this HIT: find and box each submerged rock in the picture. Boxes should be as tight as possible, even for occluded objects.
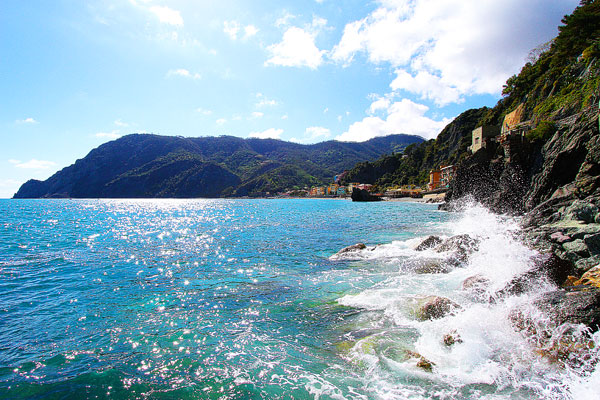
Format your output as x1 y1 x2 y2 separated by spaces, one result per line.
405 350 435 372
415 235 443 251
415 296 461 320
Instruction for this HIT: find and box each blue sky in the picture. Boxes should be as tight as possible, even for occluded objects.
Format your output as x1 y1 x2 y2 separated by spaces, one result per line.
0 0 578 198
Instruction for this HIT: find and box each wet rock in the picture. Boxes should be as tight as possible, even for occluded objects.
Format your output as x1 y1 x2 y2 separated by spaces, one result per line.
462 274 490 292
529 287 600 331
435 234 480 262
415 296 461 320
331 243 367 259
405 350 435 372
415 235 443 251
414 261 449 274
443 331 463 347
496 253 575 297
573 265 600 288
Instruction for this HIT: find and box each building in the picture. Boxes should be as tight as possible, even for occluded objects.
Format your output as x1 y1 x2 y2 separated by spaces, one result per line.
428 165 456 191
470 126 500 153
500 104 532 162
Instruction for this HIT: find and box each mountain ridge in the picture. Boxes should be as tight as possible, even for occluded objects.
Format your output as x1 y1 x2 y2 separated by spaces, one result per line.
13 133 424 198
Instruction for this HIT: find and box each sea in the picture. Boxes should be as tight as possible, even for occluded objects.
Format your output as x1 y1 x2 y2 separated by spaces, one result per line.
0 198 599 399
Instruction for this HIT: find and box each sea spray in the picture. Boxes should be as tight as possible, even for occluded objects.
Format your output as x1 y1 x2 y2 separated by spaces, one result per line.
336 200 600 399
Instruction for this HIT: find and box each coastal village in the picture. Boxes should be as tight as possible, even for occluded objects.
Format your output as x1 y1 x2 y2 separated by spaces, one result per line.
282 105 530 201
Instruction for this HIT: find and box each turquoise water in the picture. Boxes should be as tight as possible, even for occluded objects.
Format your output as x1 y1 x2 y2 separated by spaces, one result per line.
2 199 598 399
0 199 447 399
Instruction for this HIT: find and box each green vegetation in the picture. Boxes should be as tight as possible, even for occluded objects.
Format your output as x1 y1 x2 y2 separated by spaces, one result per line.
526 121 557 143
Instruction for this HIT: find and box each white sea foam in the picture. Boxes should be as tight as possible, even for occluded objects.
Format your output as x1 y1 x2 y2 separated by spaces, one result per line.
336 201 600 399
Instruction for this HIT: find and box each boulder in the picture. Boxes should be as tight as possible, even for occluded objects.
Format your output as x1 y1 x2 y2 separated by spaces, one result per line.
405 350 435 372
415 296 461 320
563 200 599 224
414 261 449 274
351 188 382 202
462 274 490 292
584 233 600 255
415 235 443 251
443 330 463 347
435 234 480 262
331 243 367 259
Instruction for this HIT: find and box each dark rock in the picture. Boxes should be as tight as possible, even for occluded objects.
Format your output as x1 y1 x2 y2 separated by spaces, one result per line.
435 234 480 262
496 253 575 297
415 296 461 320
550 231 572 244
351 188 382 202
332 243 367 258
405 350 435 372
415 235 443 251
583 233 600 255
515 287 600 332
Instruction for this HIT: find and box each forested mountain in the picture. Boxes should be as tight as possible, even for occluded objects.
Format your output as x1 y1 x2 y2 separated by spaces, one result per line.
13 134 423 198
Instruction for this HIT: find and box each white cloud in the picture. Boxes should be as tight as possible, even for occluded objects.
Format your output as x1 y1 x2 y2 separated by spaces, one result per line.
265 27 324 69
223 20 240 40
16 117 38 124
368 97 391 114
281 114 288 120
216 118 227 125
196 108 212 115
304 126 330 141
244 25 259 39
331 0 577 101
249 128 284 139
275 12 295 28
337 98 451 142
166 68 201 80
95 130 122 140
149 5 183 26
114 119 129 127
250 112 264 119
9 159 57 169
255 93 279 107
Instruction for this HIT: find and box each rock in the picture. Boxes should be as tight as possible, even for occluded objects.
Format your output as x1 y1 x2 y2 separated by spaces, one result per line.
496 253 575 297
584 233 600 255
462 274 490 292
573 265 600 288
330 243 367 259
416 358 435 372
415 235 443 251
562 239 591 260
405 350 435 372
435 234 480 262
575 256 600 273
564 200 599 223
415 296 461 320
550 231 572 244
351 188 382 202
563 275 579 287
529 287 600 331
443 331 463 347
414 260 449 274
